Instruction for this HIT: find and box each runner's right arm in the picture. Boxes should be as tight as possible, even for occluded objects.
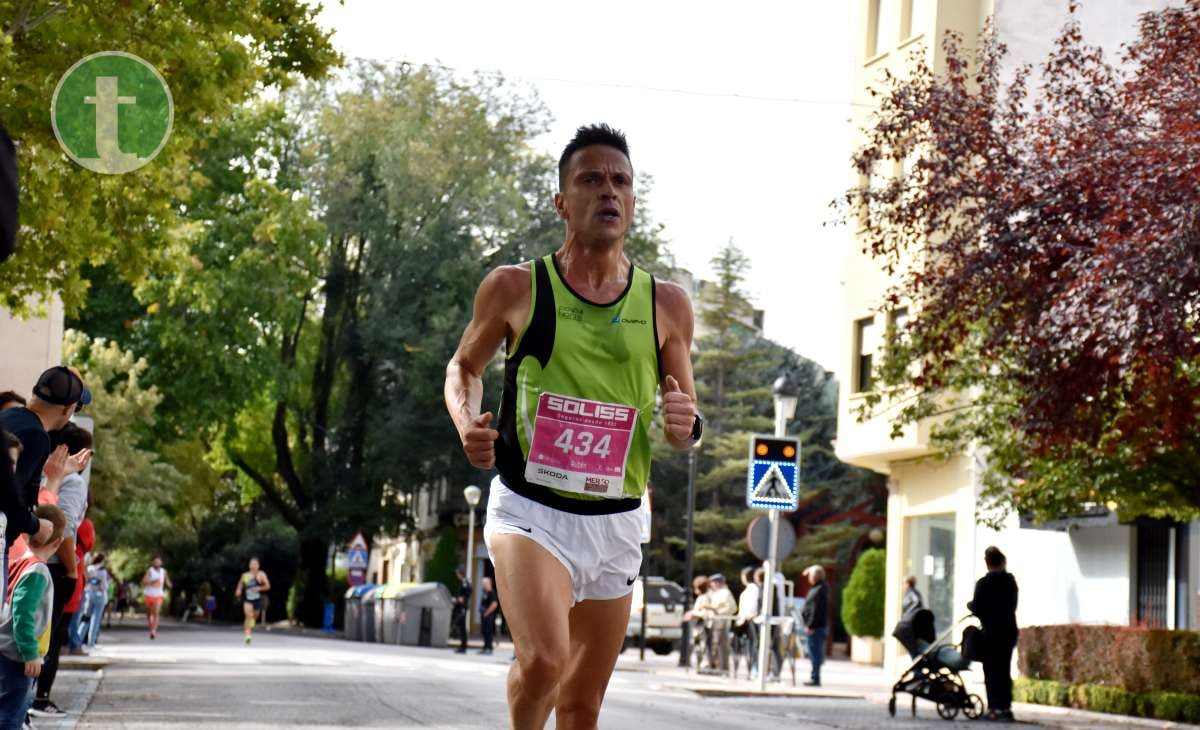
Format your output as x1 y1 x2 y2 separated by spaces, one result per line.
444 265 529 469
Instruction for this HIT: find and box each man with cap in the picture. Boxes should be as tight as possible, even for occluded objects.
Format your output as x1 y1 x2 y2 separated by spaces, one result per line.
704 574 737 672
0 367 90 550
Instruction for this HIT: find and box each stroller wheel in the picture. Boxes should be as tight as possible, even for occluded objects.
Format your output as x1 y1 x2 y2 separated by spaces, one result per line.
964 693 985 720
888 696 896 717
936 694 960 720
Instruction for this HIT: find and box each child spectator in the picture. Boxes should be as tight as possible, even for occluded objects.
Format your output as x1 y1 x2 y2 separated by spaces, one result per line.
0 504 67 729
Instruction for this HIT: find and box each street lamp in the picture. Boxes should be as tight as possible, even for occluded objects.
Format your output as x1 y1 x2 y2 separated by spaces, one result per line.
463 485 482 636
758 372 800 690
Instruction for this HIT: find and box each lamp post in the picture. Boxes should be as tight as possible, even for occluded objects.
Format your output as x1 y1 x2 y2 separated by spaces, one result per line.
463 485 482 636
758 373 799 691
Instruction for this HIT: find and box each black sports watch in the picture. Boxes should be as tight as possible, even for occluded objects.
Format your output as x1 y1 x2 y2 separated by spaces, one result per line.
689 413 704 443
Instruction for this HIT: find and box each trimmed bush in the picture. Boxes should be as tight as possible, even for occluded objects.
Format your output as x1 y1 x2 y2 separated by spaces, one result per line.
1018 624 1200 695
1013 678 1070 707
1014 679 1200 724
840 548 885 638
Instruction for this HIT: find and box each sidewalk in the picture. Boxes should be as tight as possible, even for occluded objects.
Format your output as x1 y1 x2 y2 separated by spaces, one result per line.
613 653 1200 729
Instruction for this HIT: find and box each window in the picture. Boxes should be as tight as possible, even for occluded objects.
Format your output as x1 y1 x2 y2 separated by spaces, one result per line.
900 0 933 41
889 307 910 347
854 316 880 393
868 0 898 58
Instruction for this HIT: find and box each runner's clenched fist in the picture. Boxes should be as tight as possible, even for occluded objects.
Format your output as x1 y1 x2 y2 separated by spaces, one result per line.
662 375 696 443
461 411 499 469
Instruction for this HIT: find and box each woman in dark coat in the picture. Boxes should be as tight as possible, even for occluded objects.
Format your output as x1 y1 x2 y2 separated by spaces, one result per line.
967 546 1019 723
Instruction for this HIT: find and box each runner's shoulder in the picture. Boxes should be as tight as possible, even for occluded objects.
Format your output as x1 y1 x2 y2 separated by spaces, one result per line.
477 262 533 305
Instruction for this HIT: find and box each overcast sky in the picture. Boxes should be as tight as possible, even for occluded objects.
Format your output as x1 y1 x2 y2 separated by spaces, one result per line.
317 1 859 372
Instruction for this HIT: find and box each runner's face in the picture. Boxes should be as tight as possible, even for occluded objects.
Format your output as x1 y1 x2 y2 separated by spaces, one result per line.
556 146 635 245
249 559 259 571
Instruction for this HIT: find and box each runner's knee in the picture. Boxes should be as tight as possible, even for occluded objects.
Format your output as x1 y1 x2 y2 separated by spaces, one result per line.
518 645 568 690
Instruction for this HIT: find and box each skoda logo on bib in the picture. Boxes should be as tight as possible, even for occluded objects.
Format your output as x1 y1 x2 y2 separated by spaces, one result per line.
524 392 638 498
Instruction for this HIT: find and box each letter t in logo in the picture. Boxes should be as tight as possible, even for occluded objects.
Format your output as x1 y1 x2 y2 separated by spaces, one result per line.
84 77 138 169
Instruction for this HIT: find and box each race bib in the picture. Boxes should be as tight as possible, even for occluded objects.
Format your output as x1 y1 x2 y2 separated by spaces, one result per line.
524 392 638 499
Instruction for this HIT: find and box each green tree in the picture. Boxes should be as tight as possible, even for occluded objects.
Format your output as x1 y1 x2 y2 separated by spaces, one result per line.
840 548 885 638
648 239 884 585
424 528 459 595
0 0 339 313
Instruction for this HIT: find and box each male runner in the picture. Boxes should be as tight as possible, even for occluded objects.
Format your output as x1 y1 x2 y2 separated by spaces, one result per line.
234 557 270 644
445 123 699 729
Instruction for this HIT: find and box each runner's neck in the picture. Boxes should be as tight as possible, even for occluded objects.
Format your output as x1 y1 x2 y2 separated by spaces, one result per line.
555 240 629 293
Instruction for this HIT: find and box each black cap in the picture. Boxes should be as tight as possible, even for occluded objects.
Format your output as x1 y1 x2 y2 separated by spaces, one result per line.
32 366 92 408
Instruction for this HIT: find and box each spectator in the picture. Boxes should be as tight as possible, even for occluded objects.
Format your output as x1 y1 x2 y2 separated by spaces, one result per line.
0 504 67 730
967 546 1019 723
800 564 829 687
754 567 785 681
30 426 91 718
734 566 760 676
478 577 498 655
702 574 736 671
902 576 923 619
452 566 471 654
81 554 109 648
0 367 88 562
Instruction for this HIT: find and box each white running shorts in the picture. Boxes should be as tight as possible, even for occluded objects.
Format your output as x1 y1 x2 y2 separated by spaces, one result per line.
483 475 644 605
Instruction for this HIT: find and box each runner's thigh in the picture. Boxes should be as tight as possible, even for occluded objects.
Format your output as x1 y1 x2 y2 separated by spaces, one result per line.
489 533 573 657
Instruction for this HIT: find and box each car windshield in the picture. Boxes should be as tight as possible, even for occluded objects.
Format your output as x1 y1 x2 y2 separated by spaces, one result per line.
645 582 686 606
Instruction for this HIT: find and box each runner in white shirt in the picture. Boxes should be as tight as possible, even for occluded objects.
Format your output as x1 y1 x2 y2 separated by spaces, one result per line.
141 556 170 639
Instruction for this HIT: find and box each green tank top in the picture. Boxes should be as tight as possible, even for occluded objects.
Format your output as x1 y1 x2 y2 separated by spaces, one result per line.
495 253 660 514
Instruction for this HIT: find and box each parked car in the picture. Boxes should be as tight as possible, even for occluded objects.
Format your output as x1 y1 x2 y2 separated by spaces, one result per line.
624 576 686 655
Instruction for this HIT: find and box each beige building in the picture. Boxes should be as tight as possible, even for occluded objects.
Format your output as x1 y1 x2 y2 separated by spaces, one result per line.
0 299 64 394
837 0 1197 676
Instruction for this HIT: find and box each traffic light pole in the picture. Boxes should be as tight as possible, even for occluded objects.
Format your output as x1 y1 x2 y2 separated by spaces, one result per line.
757 411 787 691
678 447 697 667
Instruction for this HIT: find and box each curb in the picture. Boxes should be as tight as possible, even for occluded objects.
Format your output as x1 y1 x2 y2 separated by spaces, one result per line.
682 685 865 700
61 657 110 672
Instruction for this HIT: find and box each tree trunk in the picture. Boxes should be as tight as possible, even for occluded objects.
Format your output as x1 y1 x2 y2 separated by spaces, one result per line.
297 535 330 628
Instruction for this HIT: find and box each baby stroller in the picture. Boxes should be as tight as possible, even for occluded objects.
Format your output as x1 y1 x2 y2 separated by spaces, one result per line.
889 610 985 721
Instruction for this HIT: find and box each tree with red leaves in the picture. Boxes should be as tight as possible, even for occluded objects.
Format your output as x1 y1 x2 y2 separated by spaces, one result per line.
841 2 1200 525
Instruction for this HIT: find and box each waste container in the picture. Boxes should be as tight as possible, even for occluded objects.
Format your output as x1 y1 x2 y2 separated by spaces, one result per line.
376 588 405 643
393 583 454 648
363 585 383 643
344 584 377 642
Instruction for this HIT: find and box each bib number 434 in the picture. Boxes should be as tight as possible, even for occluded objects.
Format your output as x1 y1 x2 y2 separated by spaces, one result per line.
553 428 612 459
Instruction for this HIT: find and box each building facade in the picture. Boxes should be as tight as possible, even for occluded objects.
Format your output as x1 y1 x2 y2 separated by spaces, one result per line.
837 0 1197 675
0 299 64 396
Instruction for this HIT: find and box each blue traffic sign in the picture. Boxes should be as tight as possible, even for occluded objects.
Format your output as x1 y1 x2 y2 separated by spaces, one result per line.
746 435 800 510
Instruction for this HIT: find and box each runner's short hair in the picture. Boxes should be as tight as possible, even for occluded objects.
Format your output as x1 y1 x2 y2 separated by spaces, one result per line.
558 123 631 190
33 503 67 546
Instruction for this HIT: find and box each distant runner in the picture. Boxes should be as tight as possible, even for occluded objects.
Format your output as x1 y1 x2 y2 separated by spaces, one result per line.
141 556 170 639
445 123 699 728
234 557 270 644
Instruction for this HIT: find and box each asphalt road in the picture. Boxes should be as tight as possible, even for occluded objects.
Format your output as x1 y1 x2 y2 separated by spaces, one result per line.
73 622 1158 729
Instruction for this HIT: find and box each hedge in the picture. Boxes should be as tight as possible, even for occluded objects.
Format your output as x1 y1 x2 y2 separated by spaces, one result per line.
1018 624 1200 695
1014 679 1200 724
840 548 885 638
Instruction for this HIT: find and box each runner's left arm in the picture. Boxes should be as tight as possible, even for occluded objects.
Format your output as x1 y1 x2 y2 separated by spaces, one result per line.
655 281 698 450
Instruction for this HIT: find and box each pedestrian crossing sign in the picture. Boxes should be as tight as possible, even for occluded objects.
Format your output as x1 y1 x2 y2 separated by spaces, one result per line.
746 435 800 510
